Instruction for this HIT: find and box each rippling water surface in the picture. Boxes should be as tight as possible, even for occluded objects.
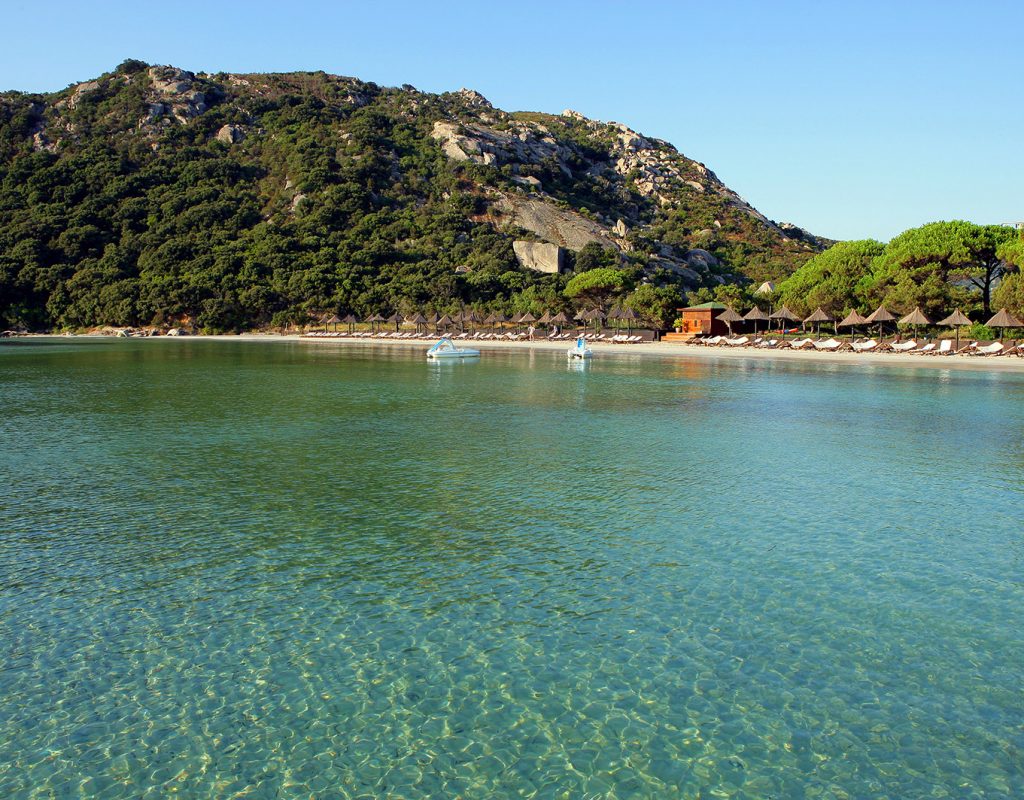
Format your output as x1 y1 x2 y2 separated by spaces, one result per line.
1 339 1023 798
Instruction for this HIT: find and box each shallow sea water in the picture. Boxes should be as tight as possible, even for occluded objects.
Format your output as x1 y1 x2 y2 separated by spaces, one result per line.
1 339 1022 799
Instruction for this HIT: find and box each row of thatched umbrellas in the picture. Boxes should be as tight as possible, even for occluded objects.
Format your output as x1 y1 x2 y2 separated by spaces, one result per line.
319 306 643 333
715 304 1023 349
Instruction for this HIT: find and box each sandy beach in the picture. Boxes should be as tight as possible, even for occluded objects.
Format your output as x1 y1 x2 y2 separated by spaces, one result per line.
133 333 1024 373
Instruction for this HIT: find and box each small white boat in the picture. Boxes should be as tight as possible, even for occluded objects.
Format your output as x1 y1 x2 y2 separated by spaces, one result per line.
426 336 480 359
567 335 593 359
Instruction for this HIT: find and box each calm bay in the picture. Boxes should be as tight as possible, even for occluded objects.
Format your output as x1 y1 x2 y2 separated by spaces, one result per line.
1 338 1022 797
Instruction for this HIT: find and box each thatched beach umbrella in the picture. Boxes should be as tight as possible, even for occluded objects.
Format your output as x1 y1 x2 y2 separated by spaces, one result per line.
898 307 932 340
865 305 897 340
618 306 639 334
770 305 800 337
716 307 744 337
837 310 867 339
938 309 971 350
436 313 455 332
341 313 358 333
549 311 569 333
985 308 1024 340
408 312 428 333
585 308 606 332
365 313 384 333
537 311 552 326
803 307 834 336
743 306 769 335
519 311 537 324
322 313 341 332
386 312 404 332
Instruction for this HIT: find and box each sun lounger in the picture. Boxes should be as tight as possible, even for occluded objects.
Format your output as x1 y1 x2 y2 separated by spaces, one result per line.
812 338 843 351
851 339 879 352
928 339 953 355
968 341 1004 356
789 338 815 349
890 340 918 352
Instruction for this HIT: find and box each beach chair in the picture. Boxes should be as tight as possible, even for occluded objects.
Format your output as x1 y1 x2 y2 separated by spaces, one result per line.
812 338 843 351
790 338 815 349
929 339 954 355
851 339 879 352
724 336 749 346
890 340 918 352
968 341 1003 356
912 342 936 354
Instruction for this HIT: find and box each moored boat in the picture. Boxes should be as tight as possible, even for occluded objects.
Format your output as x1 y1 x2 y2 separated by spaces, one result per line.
426 336 480 359
567 335 593 359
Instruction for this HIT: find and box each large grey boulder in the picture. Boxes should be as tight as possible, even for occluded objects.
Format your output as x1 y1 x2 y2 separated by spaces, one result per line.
513 241 565 274
495 195 621 252
649 258 701 286
216 124 245 144
683 248 720 270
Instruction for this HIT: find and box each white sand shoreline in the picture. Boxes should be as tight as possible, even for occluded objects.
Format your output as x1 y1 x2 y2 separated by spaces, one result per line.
34 332 1021 373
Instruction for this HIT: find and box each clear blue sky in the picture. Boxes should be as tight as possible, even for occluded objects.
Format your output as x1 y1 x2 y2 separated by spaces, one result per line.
3 0 1021 242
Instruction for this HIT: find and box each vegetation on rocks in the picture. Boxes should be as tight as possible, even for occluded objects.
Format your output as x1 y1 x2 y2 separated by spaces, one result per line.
0 61 826 332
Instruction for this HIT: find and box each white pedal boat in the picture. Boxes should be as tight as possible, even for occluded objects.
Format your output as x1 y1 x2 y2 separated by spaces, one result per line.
567 335 593 359
426 336 480 359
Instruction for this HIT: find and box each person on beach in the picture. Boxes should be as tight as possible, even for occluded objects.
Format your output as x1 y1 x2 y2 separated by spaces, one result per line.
527 325 535 341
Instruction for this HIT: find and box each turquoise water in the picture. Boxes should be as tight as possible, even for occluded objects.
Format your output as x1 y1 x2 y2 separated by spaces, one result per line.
1 339 1022 799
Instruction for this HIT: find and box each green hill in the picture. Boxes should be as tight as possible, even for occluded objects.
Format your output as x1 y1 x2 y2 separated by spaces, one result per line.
0 60 828 331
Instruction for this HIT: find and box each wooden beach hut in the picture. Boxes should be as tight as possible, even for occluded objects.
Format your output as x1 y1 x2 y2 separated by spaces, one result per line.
676 302 730 337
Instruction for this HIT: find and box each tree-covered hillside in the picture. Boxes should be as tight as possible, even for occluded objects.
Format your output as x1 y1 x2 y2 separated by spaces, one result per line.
0 61 826 331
